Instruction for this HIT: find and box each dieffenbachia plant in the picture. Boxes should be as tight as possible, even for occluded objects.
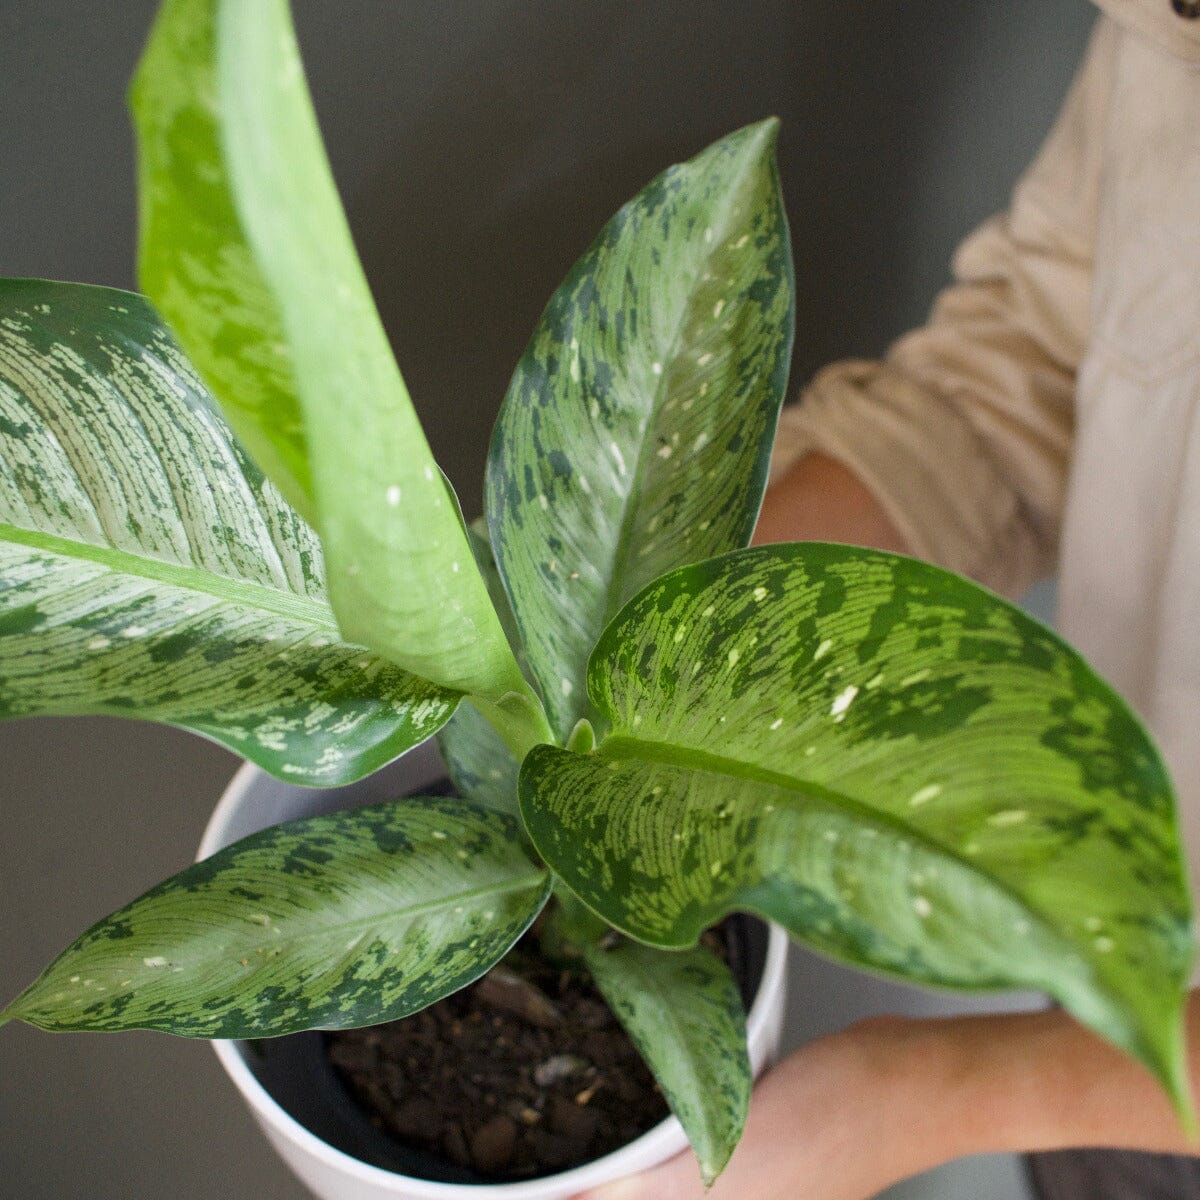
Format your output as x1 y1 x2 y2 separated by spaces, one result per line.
0 0 1193 1186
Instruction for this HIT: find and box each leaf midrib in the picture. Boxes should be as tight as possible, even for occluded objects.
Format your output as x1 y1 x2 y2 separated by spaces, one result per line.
596 732 1086 960
166 866 552 960
0 521 337 632
599 172 755 632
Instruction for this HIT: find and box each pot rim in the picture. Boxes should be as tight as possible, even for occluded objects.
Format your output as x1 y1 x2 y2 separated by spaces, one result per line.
201 757 790 1198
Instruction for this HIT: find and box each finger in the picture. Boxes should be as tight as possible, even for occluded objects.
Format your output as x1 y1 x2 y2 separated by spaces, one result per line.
572 1149 705 1200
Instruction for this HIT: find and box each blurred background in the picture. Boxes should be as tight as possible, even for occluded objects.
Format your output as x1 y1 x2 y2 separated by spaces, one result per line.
0 2 1092 1196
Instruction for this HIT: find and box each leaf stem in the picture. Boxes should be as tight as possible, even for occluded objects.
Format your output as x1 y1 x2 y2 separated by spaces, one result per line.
472 681 557 762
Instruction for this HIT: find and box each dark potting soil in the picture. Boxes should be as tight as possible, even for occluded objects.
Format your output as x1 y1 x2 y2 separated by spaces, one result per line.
326 926 736 1182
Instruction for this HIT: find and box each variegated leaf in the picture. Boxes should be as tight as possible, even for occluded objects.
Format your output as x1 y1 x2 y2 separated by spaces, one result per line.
486 120 793 739
520 544 1193 1108
132 0 529 703
2 796 551 1037
0 279 456 785
584 938 750 1186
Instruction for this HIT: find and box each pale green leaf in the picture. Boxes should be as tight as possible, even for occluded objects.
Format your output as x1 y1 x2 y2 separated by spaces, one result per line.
0 278 456 785
520 544 1193 1109
487 120 793 739
584 938 750 1186
132 0 526 700
436 521 527 813
4 796 551 1037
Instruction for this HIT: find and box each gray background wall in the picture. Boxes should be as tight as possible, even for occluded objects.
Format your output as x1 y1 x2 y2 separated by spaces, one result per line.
0 3 1092 1197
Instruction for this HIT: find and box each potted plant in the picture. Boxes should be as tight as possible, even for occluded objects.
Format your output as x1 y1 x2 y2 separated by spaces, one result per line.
0 0 1193 1197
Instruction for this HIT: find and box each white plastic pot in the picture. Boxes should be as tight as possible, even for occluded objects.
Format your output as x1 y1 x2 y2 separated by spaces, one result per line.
198 739 790 1200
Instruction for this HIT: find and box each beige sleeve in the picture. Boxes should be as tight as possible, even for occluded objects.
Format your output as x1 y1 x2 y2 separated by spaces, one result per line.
772 19 1116 597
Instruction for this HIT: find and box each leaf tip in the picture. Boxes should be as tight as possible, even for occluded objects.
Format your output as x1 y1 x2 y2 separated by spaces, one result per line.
740 115 781 155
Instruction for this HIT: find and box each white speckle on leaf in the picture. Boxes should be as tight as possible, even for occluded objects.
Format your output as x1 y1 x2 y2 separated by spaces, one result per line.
121 625 148 638
831 685 859 720
432 830 447 840
702 605 715 618
1084 916 1104 932
1094 936 1115 953
912 896 932 919
908 784 942 808
451 561 460 573
865 672 884 689
538 493 550 509
651 361 663 376
424 466 435 481
656 443 673 459
733 234 750 249
727 648 740 668
710 861 722 877
697 352 714 367
578 474 592 495
143 956 168 968
561 677 573 697
814 638 833 661
87 636 111 651
386 485 402 506
770 718 783 730
1013 919 1031 935
988 810 1028 827
674 625 686 644
900 669 931 687
713 299 726 318
704 227 713 243
753 586 768 601
609 442 627 476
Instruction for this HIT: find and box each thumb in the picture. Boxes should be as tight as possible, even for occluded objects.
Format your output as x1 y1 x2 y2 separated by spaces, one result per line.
572 1150 706 1200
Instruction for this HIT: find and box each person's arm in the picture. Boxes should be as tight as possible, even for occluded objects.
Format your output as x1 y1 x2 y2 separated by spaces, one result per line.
751 450 909 553
576 996 1200 1200
758 17 1114 598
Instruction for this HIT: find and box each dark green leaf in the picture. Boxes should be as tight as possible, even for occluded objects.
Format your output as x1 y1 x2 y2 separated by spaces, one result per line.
0 278 456 785
4 796 551 1037
132 0 527 701
584 938 750 1186
487 120 793 739
521 544 1193 1108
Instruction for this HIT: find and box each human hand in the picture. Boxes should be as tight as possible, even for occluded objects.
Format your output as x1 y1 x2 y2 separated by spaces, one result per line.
573 1017 952 1200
